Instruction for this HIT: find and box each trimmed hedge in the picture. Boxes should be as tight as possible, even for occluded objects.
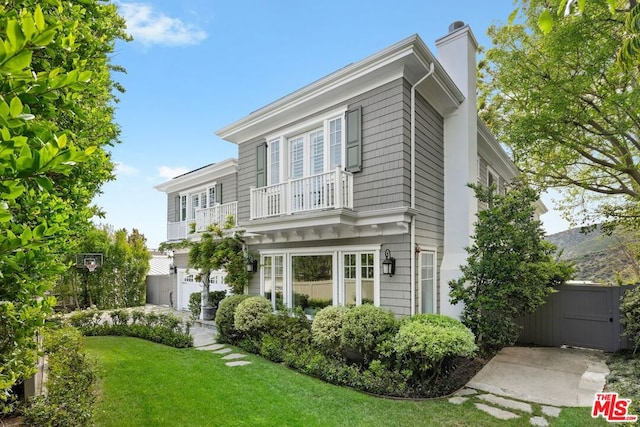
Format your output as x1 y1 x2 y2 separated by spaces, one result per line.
340 305 397 363
68 309 193 348
311 305 348 354
234 296 272 333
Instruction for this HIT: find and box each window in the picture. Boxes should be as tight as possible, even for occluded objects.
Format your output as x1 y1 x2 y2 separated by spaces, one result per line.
260 247 379 315
268 113 344 184
487 168 499 193
343 252 375 306
270 139 280 185
178 185 218 221
263 255 284 310
420 251 436 313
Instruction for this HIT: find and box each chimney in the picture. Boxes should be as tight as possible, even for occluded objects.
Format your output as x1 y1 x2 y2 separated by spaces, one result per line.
435 22 479 319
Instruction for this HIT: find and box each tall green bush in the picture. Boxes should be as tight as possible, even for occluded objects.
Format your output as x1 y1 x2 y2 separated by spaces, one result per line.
189 292 201 320
215 295 251 343
621 285 640 354
450 182 574 354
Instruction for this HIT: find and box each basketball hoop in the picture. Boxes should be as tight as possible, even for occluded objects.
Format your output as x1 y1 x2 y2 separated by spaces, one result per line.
76 253 103 273
85 258 97 273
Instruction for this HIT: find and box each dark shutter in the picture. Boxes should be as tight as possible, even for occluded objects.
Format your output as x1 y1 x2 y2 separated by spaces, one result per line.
215 183 222 204
256 141 267 187
345 106 362 172
174 195 180 221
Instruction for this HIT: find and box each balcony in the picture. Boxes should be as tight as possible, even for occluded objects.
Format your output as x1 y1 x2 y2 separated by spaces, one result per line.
250 168 353 220
166 201 238 241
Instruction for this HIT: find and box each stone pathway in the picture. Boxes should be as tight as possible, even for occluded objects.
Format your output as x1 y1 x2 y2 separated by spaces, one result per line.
188 318 252 367
448 388 562 426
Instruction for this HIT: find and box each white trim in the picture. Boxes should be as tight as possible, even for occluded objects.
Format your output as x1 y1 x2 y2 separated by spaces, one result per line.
265 106 347 142
260 244 381 255
418 249 437 314
155 158 237 193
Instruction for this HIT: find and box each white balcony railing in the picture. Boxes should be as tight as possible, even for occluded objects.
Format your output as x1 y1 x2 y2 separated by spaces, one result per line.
250 168 353 219
166 201 238 241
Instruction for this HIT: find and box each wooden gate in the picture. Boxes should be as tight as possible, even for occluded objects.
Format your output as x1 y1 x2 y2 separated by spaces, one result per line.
517 284 637 352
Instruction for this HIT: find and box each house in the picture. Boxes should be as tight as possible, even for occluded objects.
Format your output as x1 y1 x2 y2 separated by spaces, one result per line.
158 23 537 319
155 158 238 312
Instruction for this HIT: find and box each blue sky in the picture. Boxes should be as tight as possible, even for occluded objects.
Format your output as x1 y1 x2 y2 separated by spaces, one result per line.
95 0 570 249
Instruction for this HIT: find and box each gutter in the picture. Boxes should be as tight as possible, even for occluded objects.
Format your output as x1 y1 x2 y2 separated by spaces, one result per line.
410 59 435 315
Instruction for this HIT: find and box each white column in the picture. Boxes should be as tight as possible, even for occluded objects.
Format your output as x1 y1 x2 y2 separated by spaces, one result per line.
436 23 479 319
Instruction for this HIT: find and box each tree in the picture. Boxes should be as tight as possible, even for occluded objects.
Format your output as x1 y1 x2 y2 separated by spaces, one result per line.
534 0 640 66
0 1 127 410
449 182 574 354
160 217 253 320
481 0 640 228
55 225 151 310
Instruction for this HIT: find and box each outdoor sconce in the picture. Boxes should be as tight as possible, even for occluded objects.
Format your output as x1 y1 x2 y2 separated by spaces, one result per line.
169 264 177 274
382 249 395 277
246 257 258 273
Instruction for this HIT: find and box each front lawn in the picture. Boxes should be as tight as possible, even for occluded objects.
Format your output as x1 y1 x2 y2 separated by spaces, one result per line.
85 337 603 426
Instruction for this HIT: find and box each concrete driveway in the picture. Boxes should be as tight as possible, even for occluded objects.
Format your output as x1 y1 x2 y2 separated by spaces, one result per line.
466 346 610 407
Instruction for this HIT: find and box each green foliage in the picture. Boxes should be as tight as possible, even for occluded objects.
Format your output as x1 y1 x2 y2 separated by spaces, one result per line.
189 292 201 320
620 285 640 354
392 314 476 378
311 305 348 353
0 0 128 407
69 309 193 348
450 183 574 354
234 296 272 334
340 305 397 364
258 309 312 362
482 0 640 227
55 225 151 310
214 295 251 343
23 327 97 427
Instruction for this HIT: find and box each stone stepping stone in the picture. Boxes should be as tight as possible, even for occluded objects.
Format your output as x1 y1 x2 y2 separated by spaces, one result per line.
226 361 252 367
475 403 520 420
448 397 468 405
541 405 561 417
478 394 532 413
195 344 225 351
530 416 549 426
454 388 477 396
212 347 232 354
222 353 247 360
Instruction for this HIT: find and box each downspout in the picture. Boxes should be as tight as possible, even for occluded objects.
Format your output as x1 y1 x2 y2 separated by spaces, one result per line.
410 60 435 315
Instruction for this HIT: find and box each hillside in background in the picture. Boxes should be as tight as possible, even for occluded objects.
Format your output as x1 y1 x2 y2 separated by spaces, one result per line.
546 226 639 284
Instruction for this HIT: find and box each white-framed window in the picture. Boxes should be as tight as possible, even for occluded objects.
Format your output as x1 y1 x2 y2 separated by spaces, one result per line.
178 184 218 221
266 109 346 185
269 138 281 185
419 251 436 314
260 245 380 315
487 167 499 193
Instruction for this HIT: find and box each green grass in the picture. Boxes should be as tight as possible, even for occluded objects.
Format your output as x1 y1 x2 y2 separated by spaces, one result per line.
85 337 605 426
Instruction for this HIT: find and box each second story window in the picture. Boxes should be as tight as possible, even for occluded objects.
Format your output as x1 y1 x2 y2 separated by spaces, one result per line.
267 112 345 184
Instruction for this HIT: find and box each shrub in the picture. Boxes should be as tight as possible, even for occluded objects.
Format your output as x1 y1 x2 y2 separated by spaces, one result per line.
234 296 272 334
621 285 640 354
311 306 348 353
259 309 312 362
215 295 251 343
109 309 130 326
189 292 201 320
393 314 476 378
23 327 97 426
340 305 397 363
209 290 227 309
70 309 193 348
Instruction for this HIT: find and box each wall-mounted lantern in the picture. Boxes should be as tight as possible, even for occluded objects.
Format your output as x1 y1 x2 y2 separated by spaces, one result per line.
246 257 258 273
169 264 177 275
382 249 395 277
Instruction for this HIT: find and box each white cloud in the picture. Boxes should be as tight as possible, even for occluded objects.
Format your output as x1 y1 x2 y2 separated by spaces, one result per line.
117 2 207 47
158 165 190 179
114 161 139 176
